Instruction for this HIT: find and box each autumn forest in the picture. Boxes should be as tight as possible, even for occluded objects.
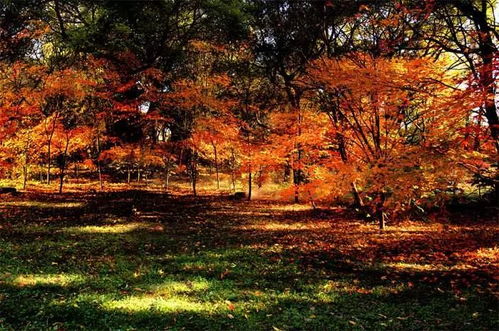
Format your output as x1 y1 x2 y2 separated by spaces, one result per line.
0 0 497 329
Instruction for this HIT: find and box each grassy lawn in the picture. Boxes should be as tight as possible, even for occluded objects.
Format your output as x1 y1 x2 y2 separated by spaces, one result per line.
0 190 497 330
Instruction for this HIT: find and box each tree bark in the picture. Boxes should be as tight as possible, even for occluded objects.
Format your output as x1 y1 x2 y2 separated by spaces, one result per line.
230 149 236 192
96 132 103 190
59 132 70 194
375 192 386 230
46 123 55 184
22 135 30 190
351 181 364 208
165 168 170 191
45 112 59 185
212 142 220 190
247 169 252 201
189 151 198 196
378 212 386 230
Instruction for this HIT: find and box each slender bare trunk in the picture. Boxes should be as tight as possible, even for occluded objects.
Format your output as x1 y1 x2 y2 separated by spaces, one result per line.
96 133 103 190
212 142 220 190
46 131 54 184
59 132 70 194
192 175 197 196
247 161 252 201
189 151 198 196
290 89 303 203
247 171 252 201
230 149 236 192
46 114 58 185
378 212 386 230
351 181 364 208
22 165 28 190
375 192 386 230
165 168 170 191
22 135 30 190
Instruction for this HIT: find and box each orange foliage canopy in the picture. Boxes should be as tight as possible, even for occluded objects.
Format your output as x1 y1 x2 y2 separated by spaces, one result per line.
266 53 486 216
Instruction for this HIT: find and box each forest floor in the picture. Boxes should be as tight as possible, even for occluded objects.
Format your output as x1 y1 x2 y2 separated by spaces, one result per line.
0 189 497 330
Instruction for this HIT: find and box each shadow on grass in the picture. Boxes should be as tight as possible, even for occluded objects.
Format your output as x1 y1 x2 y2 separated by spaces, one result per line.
0 190 497 330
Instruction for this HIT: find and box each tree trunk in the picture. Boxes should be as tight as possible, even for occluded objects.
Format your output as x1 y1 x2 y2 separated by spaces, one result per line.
192 175 197 196
247 170 252 201
165 168 170 191
22 136 30 190
378 212 386 230
59 133 70 194
22 165 28 190
212 142 220 190
190 152 198 196
46 114 58 185
230 149 236 192
375 192 386 230
46 135 53 185
351 181 364 208
290 87 303 203
96 133 103 190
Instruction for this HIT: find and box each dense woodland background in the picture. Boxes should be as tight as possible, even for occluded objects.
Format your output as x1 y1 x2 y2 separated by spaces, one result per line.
0 1 498 330
0 0 498 224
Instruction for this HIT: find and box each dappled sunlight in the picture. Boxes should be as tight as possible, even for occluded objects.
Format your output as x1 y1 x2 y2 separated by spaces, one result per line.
147 279 211 295
473 247 499 262
101 216 129 224
461 247 499 265
239 221 331 231
9 273 85 287
357 222 444 234
264 204 313 212
0 201 85 209
63 222 152 234
314 279 408 297
0 190 497 330
382 262 466 272
224 210 272 217
102 295 209 313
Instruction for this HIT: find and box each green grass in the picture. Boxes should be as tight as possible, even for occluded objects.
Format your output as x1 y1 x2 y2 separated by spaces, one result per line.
0 191 497 330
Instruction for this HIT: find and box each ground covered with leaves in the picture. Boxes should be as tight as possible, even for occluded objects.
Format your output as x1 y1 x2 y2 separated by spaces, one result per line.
0 190 497 330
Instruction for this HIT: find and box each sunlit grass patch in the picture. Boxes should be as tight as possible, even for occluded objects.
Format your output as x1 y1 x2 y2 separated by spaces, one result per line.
0 201 85 209
265 204 313 212
102 295 208 313
382 262 478 272
101 216 129 224
147 278 211 295
64 222 148 234
313 279 407 298
240 221 331 231
10 273 85 287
